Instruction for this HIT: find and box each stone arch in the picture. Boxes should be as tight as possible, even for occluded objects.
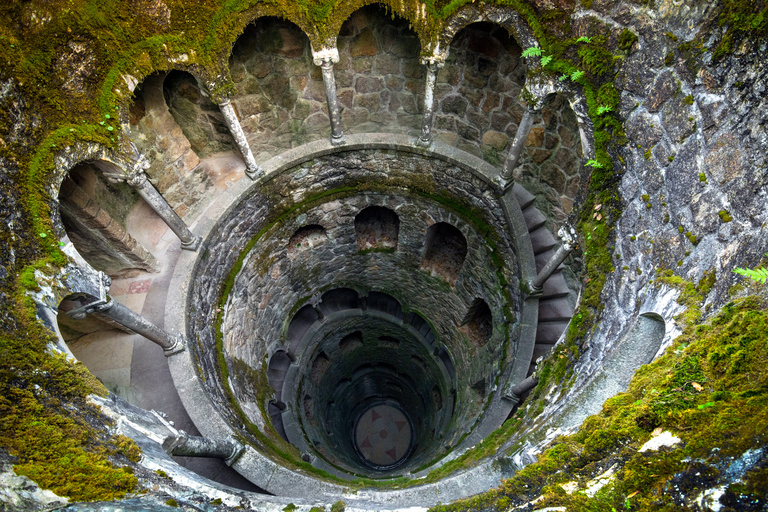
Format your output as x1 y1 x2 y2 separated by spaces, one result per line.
57 160 158 278
354 205 399 251
320 288 360 313
163 70 235 157
339 331 364 352
288 225 327 257
326 1 430 55
438 4 539 57
228 17 319 154
129 72 209 217
286 304 320 351
421 222 467 284
461 298 492 347
431 20 527 161
335 3 425 136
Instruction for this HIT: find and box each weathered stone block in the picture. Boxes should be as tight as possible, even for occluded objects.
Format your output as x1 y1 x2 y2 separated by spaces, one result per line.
442 95 469 116
481 130 509 151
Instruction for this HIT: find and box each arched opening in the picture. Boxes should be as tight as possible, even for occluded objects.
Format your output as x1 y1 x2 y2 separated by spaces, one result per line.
58 162 157 278
129 72 211 216
436 22 524 160
321 288 360 313
163 70 235 158
267 350 293 402
421 222 467 284
461 298 493 347
229 17 317 152
354 205 399 251
339 331 364 352
287 225 327 257
336 4 423 135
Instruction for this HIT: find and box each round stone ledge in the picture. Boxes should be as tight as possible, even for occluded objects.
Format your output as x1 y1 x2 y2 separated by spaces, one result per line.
164 134 541 505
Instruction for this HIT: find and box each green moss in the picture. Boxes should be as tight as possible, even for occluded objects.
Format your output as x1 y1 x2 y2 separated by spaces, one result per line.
719 209 733 222
430 297 768 512
284 503 298 512
617 28 638 53
0 316 138 502
683 94 694 105
331 500 346 512
165 499 179 507
699 172 708 183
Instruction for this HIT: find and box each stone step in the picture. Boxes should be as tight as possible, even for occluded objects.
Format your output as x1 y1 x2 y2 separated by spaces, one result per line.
535 319 570 344
538 297 574 322
531 343 557 362
512 183 536 210
523 207 547 232
540 272 570 299
529 227 557 255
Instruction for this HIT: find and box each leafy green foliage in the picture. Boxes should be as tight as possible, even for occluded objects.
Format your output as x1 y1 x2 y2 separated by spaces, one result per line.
521 46 543 57
734 254 768 284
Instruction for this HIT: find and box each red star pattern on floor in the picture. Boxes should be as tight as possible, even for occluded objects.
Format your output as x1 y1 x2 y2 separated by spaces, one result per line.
355 404 411 467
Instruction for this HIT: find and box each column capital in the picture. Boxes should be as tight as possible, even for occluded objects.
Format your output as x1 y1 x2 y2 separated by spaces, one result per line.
312 47 340 66
420 52 447 68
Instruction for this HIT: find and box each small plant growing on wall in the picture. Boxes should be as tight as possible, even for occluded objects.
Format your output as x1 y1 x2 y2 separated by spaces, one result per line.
734 254 768 284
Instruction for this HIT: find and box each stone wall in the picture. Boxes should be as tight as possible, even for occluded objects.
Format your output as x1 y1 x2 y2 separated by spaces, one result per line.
335 5 424 136
432 23 583 218
221 192 509 470
229 17 326 160
188 149 522 461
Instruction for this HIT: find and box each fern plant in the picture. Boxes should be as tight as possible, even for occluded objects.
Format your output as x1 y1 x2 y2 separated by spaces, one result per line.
734 254 768 284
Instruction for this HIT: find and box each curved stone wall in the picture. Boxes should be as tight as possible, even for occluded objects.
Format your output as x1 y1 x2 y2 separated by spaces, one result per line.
222 189 511 476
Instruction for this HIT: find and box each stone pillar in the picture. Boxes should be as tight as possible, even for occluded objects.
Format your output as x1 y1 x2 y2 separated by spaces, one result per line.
529 225 576 295
503 375 539 403
218 97 262 179
104 149 201 251
313 48 344 145
162 434 245 465
65 274 185 356
498 106 536 187
417 58 443 147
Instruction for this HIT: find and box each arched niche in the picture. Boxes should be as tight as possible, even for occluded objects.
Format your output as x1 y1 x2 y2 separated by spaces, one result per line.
287 225 327 257
461 298 492 347
128 72 206 209
163 70 234 157
267 350 293 402
434 22 525 160
421 222 467 284
57 161 158 278
519 91 585 216
228 17 317 152
320 288 359 313
339 331 364 352
335 4 424 136
354 205 399 251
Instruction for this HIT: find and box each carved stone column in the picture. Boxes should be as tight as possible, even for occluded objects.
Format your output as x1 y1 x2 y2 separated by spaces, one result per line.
64 272 185 356
218 97 263 179
417 57 444 147
104 147 201 251
497 75 558 190
529 225 576 295
313 48 344 145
